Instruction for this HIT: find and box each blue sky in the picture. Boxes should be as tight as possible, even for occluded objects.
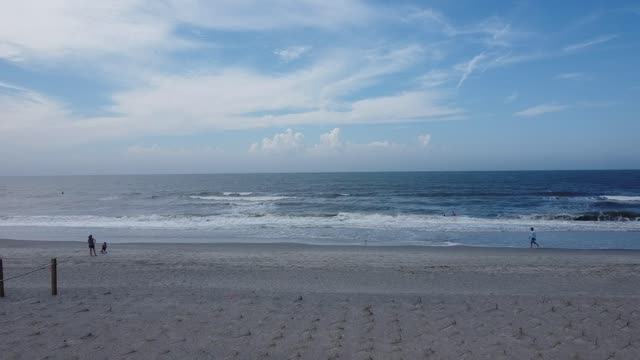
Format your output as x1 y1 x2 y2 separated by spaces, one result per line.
0 0 639 175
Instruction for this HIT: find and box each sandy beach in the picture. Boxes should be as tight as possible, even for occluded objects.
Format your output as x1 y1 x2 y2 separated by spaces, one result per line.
1 239 639 359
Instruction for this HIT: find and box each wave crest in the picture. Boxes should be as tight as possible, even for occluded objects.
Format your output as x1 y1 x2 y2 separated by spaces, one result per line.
599 195 640 203
1 212 639 232
189 195 291 202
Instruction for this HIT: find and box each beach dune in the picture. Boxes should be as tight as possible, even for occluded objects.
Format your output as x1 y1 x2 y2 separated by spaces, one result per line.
1 239 639 359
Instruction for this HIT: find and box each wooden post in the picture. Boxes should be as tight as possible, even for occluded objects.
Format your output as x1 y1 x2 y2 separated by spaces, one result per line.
0 258 4 298
51 258 57 296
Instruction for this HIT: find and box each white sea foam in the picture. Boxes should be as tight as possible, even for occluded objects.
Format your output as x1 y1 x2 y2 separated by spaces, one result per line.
98 196 119 201
1 213 639 232
600 195 640 202
189 195 291 202
222 192 253 196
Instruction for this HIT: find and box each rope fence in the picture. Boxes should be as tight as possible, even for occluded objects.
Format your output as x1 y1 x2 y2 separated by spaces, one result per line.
0 258 58 297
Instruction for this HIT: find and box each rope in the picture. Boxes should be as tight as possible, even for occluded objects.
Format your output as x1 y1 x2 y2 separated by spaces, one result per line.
0 263 51 283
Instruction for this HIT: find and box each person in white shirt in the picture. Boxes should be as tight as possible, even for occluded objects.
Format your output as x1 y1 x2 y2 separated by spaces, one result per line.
529 227 539 248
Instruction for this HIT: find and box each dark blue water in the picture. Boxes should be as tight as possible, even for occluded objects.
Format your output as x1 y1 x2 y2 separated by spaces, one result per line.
1 171 639 248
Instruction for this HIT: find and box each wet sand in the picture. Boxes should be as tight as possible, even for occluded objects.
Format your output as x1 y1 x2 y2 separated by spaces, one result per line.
1 239 639 359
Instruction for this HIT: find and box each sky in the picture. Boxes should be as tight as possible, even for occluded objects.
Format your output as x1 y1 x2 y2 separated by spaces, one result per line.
0 0 639 175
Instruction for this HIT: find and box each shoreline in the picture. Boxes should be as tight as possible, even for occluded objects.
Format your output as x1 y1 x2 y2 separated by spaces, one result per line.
2 238 640 253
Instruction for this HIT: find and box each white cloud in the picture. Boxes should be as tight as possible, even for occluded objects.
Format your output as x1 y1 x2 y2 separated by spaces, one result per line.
0 1 180 62
105 46 459 131
456 53 486 88
504 92 518 103
274 46 310 62
407 9 456 34
563 34 617 52
317 45 428 100
514 103 570 117
408 9 515 48
0 81 69 131
419 70 450 88
0 43 23 61
555 72 588 80
470 18 513 47
319 128 343 148
173 0 375 31
344 91 460 123
0 1 375 63
417 134 432 146
250 129 305 154
249 128 427 159
0 42 462 151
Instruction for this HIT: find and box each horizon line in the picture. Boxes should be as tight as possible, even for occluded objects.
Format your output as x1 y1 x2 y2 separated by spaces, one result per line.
1 168 639 177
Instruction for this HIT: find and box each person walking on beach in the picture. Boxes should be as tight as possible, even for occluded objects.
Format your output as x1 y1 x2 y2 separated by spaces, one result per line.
101 241 108 254
529 227 539 248
88 234 97 256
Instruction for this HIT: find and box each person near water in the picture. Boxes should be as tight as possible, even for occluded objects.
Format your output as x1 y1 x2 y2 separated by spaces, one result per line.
529 227 539 248
451 211 456 217
88 235 97 256
101 241 108 254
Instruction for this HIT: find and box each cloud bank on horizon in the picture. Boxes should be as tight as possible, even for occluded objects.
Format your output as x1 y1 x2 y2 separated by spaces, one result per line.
0 0 639 174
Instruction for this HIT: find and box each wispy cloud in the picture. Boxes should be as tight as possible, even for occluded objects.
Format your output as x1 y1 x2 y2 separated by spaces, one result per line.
456 53 486 88
504 92 518 103
107 46 459 130
407 9 515 48
175 1 375 31
274 46 310 62
0 1 375 63
514 100 614 118
407 9 456 34
556 72 589 80
0 41 463 152
0 2 180 62
563 34 617 52
418 70 451 88
1 1 636 174
514 103 570 117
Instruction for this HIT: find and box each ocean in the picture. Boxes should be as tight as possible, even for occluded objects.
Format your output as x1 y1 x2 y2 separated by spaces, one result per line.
1 171 639 249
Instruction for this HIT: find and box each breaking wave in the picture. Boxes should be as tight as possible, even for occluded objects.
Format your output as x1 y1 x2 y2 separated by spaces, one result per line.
1 212 638 232
189 195 292 202
527 211 640 222
598 195 640 203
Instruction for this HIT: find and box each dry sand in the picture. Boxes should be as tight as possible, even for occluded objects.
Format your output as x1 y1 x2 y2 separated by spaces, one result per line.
1 239 639 359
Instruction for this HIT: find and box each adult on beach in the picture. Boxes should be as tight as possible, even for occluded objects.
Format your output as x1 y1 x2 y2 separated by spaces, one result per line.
88 234 97 256
529 227 539 248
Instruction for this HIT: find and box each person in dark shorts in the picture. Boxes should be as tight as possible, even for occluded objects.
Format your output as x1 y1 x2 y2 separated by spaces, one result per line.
529 227 539 248
88 234 97 256
101 241 108 254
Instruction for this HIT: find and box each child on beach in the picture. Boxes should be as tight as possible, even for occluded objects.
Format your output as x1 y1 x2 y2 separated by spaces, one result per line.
101 242 108 254
529 227 539 248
